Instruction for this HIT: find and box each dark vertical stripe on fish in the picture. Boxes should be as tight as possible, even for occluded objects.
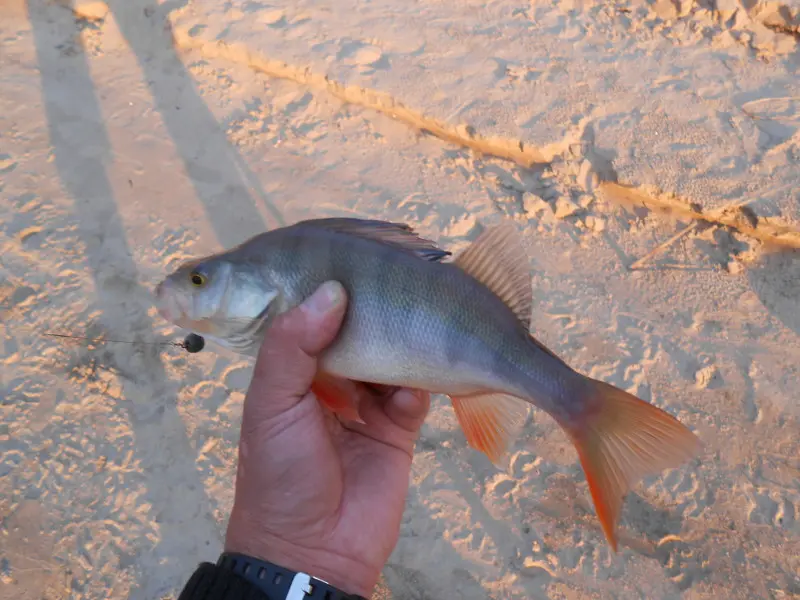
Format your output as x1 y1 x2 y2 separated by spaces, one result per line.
438 267 465 368
383 243 415 351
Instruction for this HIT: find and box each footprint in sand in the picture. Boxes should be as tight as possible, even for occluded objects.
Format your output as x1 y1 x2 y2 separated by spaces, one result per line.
0 153 17 175
259 9 287 27
747 488 797 531
337 40 388 69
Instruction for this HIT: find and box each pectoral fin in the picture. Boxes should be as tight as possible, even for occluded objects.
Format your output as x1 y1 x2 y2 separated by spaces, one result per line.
311 371 366 424
219 292 282 355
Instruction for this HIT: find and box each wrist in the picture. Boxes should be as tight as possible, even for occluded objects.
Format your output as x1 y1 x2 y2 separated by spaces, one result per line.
224 529 378 598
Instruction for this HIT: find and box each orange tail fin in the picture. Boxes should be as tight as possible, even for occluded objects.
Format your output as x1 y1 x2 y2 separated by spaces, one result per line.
565 379 703 551
310 371 366 424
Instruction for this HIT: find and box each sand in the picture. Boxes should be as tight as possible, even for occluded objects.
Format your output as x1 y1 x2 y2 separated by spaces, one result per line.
1 0 799 598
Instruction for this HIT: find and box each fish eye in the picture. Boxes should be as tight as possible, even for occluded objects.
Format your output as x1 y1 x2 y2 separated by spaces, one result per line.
189 271 207 287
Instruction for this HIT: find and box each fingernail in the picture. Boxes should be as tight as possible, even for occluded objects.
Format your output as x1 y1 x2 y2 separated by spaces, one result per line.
304 281 344 316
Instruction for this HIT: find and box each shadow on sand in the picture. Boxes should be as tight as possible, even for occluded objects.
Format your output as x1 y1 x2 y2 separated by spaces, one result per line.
747 247 800 336
27 0 282 596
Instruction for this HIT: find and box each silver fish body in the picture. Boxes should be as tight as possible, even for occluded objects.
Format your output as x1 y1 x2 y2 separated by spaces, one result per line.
158 219 581 419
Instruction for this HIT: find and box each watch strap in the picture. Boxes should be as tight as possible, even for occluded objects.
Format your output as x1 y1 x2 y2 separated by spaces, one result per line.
216 552 369 600
177 561 270 600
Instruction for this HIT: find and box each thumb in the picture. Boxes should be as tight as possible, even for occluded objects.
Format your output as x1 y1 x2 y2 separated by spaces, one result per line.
384 389 431 435
245 281 348 419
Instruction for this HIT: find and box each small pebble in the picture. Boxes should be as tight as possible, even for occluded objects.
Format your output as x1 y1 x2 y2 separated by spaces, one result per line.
554 197 580 219
677 0 693 17
585 215 606 232
732 7 751 29
695 365 718 389
578 160 597 194
522 192 550 215
652 0 678 20
727 259 744 275
750 21 778 51
72 0 109 21
714 0 738 21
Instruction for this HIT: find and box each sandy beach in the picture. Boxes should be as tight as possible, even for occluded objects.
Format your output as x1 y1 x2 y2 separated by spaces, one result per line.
1 0 799 598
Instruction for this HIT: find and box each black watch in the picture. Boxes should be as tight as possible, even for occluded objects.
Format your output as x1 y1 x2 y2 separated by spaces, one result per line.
178 552 369 600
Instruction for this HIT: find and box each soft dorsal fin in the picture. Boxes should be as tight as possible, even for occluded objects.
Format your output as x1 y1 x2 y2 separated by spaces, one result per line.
297 217 451 262
453 220 533 327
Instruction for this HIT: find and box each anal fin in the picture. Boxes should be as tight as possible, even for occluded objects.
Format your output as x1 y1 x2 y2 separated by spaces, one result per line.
450 393 530 465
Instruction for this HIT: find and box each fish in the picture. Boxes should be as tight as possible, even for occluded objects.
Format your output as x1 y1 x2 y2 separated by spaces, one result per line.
154 216 703 551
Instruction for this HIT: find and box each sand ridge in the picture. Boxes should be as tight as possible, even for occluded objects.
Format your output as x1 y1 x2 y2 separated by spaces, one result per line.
172 25 800 251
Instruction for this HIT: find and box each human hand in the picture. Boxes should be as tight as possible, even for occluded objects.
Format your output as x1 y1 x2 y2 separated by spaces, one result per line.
224 281 431 598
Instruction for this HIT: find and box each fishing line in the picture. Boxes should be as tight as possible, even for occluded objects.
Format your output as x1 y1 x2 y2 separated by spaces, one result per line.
1 303 206 353
39 331 206 353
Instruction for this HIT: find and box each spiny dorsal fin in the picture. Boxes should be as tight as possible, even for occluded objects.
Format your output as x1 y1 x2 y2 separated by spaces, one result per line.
298 217 451 262
453 220 533 327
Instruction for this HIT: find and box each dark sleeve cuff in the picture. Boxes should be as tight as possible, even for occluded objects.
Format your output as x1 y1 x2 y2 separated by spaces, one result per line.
178 562 271 600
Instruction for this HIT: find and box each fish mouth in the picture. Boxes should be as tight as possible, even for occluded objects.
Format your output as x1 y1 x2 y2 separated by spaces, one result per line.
154 280 185 324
